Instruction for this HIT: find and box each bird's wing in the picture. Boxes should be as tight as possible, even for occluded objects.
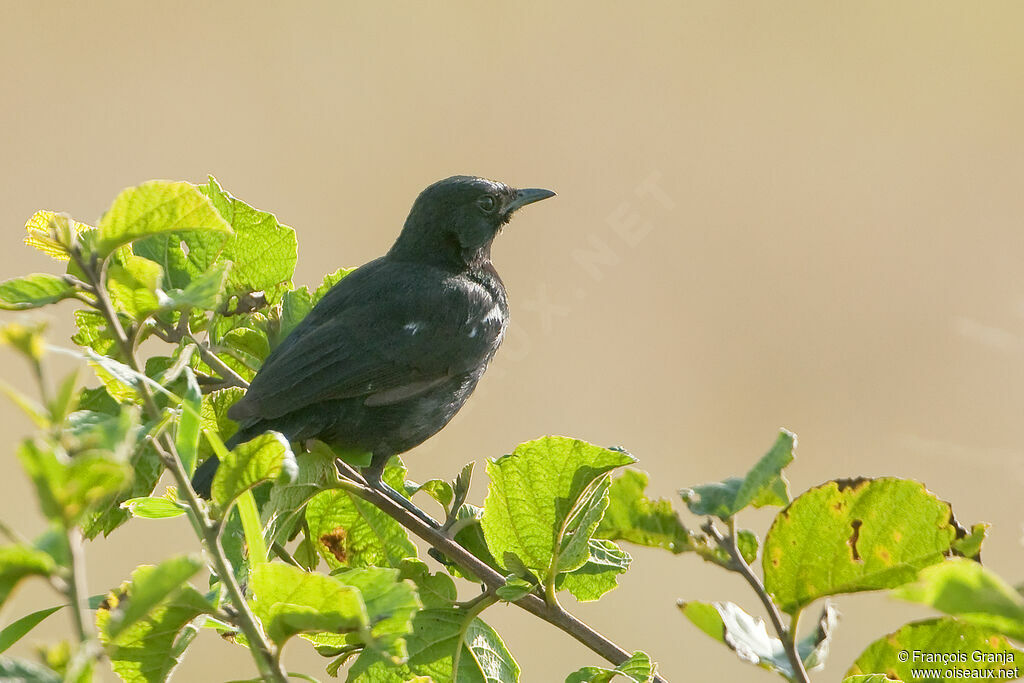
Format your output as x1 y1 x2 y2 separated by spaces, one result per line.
229 262 505 422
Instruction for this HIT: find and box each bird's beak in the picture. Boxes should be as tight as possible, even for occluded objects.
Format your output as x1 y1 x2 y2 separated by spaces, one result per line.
506 187 556 214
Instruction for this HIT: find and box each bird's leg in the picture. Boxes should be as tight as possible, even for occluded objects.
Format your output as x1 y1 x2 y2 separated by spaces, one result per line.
362 456 441 530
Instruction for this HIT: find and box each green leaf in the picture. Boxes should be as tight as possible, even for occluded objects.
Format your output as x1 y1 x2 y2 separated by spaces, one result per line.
249 562 368 647
842 676 902 683
220 326 270 379
694 529 760 569
303 567 420 661
83 440 163 538
763 477 967 615
211 432 297 509
107 255 163 318
846 617 1022 681
103 555 204 640
556 539 631 602
597 468 693 553
71 309 117 357
481 436 635 575
397 559 457 609
347 608 519 683
680 429 794 519
197 177 297 299
18 440 132 526
279 287 313 342
0 605 63 653
62 406 141 459
0 545 57 608
96 181 232 258
0 380 49 429
121 496 186 519
175 367 202 476
405 479 455 509
894 558 1024 641
261 440 340 548
76 385 119 413
47 368 80 425
0 656 61 682
565 651 654 682
97 567 212 683
0 274 76 310
196 387 244 464
305 485 418 569
496 576 535 602
161 260 231 311
23 210 91 261
679 600 838 678
238 489 269 566
951 522 988 559
312 267 354 303
0 321 47 362
735 529 759 565
556 476 612 574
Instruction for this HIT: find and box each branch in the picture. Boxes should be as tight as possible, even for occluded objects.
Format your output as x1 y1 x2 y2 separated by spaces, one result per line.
338 471 669 683
71 247 287 683
189 337 250 389
64 527 90 644
703 519 809 683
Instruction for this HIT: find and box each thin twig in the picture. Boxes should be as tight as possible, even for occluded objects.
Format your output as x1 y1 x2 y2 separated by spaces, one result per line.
338 473 669 682
186 334 249 389
704 518 810 683
71 247 286 683
65 527 90 644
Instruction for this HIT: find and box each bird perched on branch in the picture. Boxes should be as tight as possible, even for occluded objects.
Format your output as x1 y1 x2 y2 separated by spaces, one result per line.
192 176 555 523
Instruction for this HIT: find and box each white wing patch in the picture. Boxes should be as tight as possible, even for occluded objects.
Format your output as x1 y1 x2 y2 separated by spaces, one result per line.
403 321 424 335
482 304 503 325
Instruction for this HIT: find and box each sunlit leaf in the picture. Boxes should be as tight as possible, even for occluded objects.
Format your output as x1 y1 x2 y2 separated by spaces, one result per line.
210 432 296 509
680 429 794 519
96 181 231 258
0 605 63 653
97 566 212 683
894 558 1024 642
249 562 368 647
763 477 969 615
121 496 186 519
0 545 57 608
0 274 75 310
481 436 634 577
23 210 91 261
347 608 519 683
846 617 1022 681
565 651 654 682
103 556 204 640
597 469 693 553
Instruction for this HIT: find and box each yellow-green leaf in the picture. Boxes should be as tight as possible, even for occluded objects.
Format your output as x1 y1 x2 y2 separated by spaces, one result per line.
96 181 231 257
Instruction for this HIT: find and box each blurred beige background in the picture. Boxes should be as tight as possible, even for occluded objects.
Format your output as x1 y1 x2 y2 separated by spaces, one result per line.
2 1 1024 681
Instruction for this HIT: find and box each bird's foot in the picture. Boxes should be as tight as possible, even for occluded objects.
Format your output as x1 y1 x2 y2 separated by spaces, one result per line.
362 467 441 530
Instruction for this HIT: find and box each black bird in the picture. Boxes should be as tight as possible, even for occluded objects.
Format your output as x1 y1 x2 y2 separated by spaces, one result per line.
192 176 555 523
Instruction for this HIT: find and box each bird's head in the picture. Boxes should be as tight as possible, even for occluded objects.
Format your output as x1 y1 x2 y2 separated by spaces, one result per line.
389 176 555 270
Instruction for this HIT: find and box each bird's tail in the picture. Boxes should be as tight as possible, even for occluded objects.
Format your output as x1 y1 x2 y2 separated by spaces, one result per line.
191 455 219 499
191 431 243 499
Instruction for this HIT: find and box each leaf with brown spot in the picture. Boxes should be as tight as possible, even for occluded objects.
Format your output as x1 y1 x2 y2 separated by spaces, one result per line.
319 528 348 564
763 477 978 615
847 617 1022 681
305 468 417 569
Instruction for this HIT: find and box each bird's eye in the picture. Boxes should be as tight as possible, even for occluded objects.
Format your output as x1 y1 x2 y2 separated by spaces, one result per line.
477 195 497 213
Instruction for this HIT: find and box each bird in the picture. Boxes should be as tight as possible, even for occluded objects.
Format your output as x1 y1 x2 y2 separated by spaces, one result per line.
191 175 555 524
